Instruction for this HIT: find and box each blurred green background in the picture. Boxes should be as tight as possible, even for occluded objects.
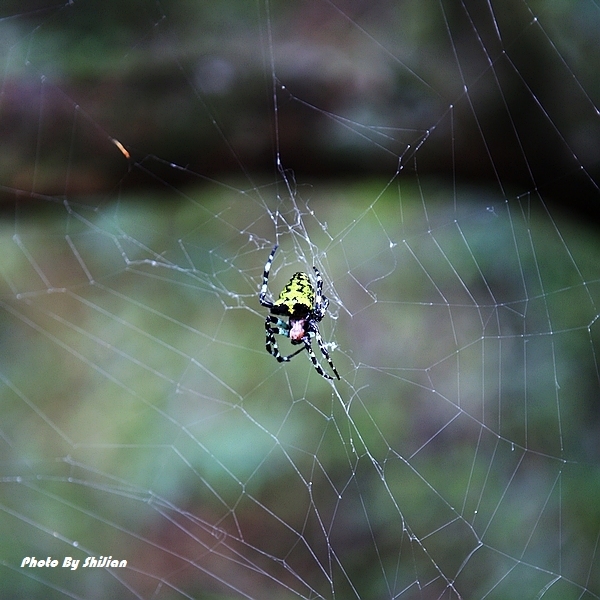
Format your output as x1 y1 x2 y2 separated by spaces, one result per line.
1 1 600 599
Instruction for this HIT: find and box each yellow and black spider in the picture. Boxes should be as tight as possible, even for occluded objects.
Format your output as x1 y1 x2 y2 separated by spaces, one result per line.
259 245 340 380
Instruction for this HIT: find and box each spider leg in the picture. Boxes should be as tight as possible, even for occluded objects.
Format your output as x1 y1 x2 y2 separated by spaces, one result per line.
311 326 340 380
302 337 334 380
259 244 279 308
312 266 329 321
265 316 306 362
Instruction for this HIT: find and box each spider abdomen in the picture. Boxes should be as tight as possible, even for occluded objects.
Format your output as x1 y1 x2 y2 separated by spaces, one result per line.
273 272 315 317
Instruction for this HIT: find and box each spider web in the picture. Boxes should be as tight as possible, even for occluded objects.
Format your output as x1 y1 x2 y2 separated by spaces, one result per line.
1 1 600 599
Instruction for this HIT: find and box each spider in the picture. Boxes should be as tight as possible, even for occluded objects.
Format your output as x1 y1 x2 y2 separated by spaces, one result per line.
259 244 340 380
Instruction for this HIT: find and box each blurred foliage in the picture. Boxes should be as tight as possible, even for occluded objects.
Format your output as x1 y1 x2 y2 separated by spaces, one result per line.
1 182 599 597
0 0 599 221
1 1 600 597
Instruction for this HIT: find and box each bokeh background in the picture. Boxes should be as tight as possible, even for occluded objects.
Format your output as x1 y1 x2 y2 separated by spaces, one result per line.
1 1 600 599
